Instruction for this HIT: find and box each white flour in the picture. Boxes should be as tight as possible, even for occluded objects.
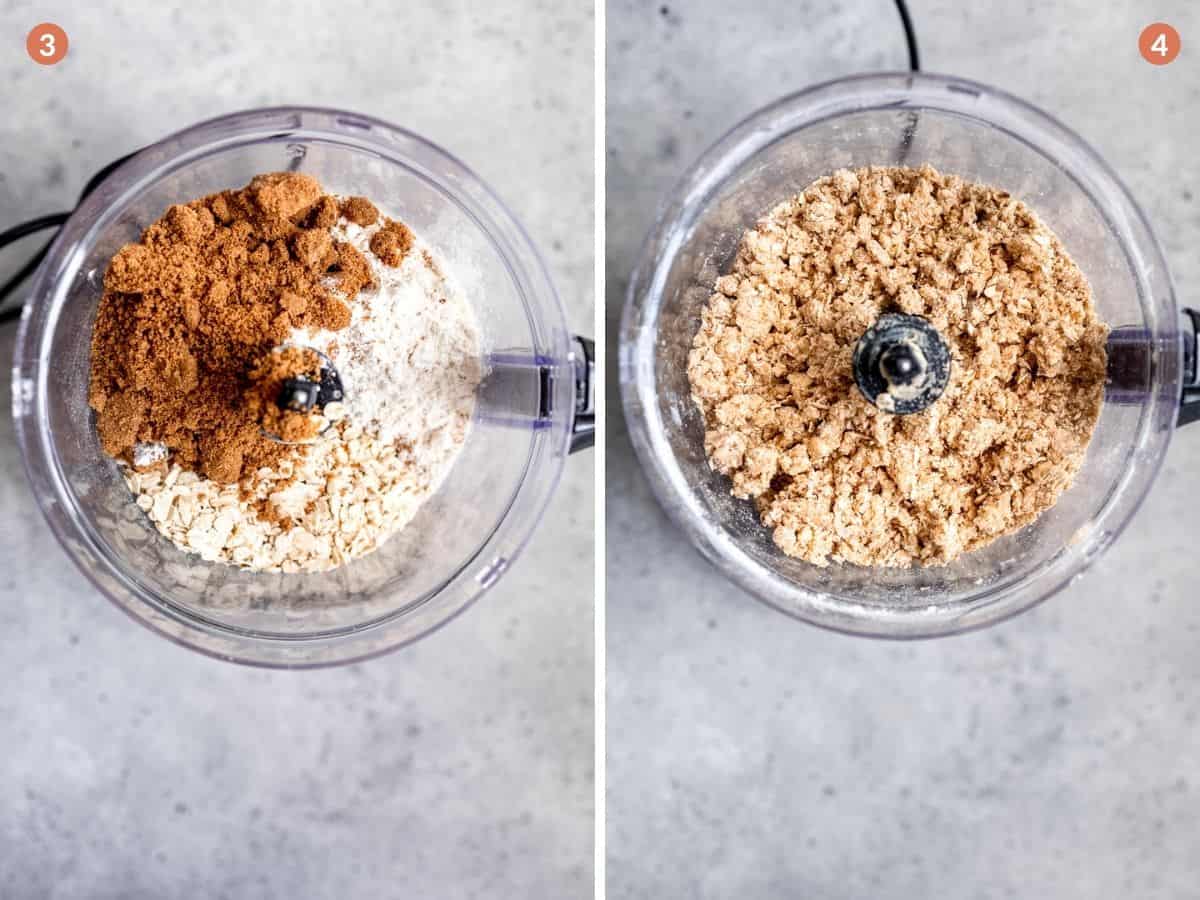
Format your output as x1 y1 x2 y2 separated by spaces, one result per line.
133 441 168 467
298 215 482 452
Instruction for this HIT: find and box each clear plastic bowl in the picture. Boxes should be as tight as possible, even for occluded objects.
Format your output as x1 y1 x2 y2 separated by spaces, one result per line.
621 73 1182 638
14 107 578 667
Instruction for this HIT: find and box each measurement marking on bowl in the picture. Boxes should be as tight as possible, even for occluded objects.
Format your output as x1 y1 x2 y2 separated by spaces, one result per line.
335 116 372 131
476 556 509 588
946 83 981 98
13 378 33 416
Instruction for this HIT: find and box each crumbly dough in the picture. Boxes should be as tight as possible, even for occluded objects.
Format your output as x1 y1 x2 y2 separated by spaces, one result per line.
686 166 1108 567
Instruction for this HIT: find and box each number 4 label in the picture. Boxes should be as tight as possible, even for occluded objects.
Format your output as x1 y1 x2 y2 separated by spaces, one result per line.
1140 23 1181 66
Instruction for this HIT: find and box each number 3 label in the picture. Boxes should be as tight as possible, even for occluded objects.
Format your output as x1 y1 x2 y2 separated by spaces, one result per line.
25 22 68 66
1139 23 1181 66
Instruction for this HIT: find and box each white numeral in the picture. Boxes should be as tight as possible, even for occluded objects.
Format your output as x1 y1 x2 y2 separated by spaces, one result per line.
39 33 54 57
1151 32 1169 56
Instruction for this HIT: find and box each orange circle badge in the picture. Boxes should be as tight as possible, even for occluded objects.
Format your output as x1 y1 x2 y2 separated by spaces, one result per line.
1139 23 1180 66
26 23 68 66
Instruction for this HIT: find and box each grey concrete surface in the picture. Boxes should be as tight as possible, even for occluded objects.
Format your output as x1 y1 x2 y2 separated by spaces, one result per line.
607 1 1200 897
0 2 592 898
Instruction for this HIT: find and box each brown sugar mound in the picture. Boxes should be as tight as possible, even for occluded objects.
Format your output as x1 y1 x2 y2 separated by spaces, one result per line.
369 218 414 267
89 172 367 484
330 240 375 299
686 166 1108 567
340 196 379 227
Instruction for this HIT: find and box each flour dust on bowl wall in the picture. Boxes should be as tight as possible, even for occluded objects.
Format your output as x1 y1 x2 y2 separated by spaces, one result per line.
621 74 1196 638
14 108 585 666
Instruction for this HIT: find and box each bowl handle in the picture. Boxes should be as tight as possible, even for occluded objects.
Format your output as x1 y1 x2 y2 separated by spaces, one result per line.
1180 308 1200 427
570 336 595 453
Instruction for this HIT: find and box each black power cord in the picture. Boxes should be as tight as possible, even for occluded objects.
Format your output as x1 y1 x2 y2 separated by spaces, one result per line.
893 0 921 163
0 213 71 245
894 0 920 72
0 214 70 324
0 149 139 326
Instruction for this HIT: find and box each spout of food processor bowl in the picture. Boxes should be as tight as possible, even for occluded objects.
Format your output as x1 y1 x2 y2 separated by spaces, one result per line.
1106 309 1200 426
476 335 595 453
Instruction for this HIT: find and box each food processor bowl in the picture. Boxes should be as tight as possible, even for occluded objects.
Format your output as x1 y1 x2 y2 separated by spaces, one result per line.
621 73 1183 638
14 107 584 667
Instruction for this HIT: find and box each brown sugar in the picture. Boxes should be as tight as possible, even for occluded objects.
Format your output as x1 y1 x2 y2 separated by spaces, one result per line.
687 166 1108 567
369 218 414 267
340 196 379 227
88 172 370 484
94 393 144 458
305 195 339 230
330 240 375 299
